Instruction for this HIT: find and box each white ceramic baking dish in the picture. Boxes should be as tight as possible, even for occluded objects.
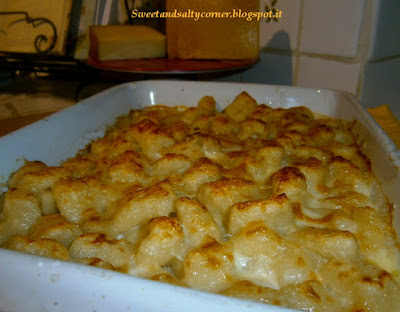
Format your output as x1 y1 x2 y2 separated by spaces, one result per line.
0 80 399 312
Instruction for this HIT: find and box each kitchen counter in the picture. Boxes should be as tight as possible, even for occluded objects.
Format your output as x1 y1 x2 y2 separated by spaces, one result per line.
0 74 118 136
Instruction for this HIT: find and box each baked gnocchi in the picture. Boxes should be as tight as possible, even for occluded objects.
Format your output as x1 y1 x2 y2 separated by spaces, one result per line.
1 91 399 311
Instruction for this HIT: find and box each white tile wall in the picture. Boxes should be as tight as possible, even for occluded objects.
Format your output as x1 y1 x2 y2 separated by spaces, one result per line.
242 51 295 85
368 0 400 60
297 56 361 95
239 0 398 108
300 0 365 57
259 0 301 51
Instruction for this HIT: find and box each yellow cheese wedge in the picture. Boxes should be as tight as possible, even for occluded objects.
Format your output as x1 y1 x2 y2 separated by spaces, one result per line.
166 0 259 60
89 25 166 61
367 104 400 148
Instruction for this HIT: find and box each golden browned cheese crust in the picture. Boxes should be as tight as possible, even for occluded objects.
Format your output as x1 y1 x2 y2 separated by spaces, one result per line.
1 92 399 311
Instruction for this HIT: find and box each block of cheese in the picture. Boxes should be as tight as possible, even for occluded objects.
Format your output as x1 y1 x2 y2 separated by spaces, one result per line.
89 25 166 61
166 0 259 60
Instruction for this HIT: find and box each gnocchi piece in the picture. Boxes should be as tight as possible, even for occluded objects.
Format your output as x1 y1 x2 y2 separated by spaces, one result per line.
69 233 135 272
109 181 176 235
136 217 184 276
197 178 259 230
29 214 82 247
4 235 69 261
1 187 41 243
224 92 257 123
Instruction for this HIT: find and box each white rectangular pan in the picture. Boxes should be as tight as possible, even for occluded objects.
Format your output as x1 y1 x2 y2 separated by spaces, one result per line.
0 80 399 312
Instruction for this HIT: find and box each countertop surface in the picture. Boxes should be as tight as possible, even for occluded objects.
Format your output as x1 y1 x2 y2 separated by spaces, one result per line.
0 75 117 136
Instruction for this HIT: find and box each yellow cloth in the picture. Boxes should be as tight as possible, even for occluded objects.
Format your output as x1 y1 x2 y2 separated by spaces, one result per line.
367 105 400 148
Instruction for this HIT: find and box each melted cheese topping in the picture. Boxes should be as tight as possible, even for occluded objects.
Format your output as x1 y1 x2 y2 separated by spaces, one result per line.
1 92 399 311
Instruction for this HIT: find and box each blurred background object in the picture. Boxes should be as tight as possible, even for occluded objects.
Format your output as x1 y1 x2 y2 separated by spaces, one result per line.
0 0 73 54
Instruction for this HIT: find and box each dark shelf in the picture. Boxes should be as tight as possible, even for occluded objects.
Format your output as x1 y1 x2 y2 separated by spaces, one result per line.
0 52 91 79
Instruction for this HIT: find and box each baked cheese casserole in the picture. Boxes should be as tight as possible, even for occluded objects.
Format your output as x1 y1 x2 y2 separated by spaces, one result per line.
0 92 399 311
